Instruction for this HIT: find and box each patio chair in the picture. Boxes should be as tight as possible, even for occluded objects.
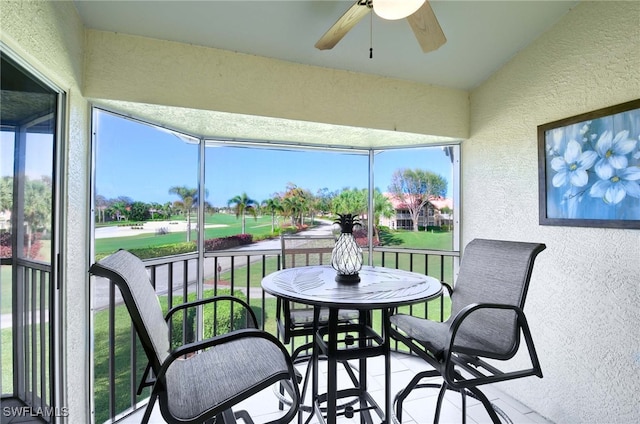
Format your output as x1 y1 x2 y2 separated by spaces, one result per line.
277 234 361 352
389 238 546 424
276 234 360 416
89 249 300 424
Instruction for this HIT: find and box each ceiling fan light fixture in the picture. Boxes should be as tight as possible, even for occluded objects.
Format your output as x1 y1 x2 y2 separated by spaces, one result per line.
373 0 425 20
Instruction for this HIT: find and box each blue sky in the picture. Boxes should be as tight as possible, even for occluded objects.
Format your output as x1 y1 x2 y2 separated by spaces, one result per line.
95 111 453 207
1 131 53 180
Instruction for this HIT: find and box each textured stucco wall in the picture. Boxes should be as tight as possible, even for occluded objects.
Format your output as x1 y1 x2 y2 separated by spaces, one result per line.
3 1 639 423
466 2 640 423
83 30 469 140
1 1 91 422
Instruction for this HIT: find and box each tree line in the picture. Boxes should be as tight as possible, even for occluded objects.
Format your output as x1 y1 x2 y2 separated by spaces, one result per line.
0 176 52 259
92 168 448 233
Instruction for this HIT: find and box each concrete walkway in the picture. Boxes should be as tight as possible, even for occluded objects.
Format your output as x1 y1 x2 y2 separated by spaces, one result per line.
1 312 13 329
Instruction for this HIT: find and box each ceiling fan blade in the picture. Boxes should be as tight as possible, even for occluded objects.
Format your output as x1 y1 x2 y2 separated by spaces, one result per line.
407 1 446 53
315 1 371 50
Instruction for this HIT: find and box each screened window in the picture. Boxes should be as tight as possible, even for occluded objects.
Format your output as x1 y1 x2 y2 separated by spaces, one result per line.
372 146 457 250
204 144 369 251
93 110 199 260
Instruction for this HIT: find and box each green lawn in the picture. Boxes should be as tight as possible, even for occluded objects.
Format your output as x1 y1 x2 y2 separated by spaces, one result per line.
379 228 453 250
1 265 12 314
95 214 455 258
95 213 280 257
1 327 13 393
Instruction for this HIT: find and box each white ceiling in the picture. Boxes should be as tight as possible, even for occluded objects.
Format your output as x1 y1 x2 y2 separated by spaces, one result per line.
73 0 579 146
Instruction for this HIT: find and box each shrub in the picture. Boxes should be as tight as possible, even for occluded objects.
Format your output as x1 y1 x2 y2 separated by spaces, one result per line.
95 242 197 261
280 226 297 235
0 231 43 259
129 242 197 259
0 232 10 257
353 228 379 247
203 234 253 251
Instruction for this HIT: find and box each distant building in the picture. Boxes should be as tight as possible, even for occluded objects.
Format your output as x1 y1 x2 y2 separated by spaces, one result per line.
380 193 453 230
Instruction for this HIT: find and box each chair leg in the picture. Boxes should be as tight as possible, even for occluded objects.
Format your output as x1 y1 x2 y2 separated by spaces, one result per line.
290 355 360 424
433 383 448 424
465 386 504 424
279 341 312 411
141 392 157 424
137 362 154 395
234 409 255 424
460 387 467 424
394 370 440 422
216 409 238 424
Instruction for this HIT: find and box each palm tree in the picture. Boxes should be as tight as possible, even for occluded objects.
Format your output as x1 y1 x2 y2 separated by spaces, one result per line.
109 200 129 222
261 197 282 233
0 176 12 212
169 186 198 242
332 188 367 216
281 196 303 227
227 192 257 234
161 201 173 219
372 188 394 241
23 178 51 258
281 184 311 227
95 194 108 223
148 202 163 220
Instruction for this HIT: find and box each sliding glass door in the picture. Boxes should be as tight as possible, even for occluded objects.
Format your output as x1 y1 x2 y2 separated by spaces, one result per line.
1 49 63 421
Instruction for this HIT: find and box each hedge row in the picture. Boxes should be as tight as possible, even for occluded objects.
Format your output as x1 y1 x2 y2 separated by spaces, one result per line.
96 233 256 261
203 233 253 251
0 231 43 259
353 228 380 247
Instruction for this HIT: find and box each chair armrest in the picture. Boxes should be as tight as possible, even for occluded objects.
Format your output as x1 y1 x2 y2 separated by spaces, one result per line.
443 302 542 389
446 302 524 348
442 282 453 296
165 295 258 329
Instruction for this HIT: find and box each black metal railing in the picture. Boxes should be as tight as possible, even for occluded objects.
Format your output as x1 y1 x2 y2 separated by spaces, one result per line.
1 257 54 422
92 246 458 423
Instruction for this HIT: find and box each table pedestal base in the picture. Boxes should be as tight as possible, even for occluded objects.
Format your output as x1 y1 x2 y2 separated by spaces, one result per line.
309 309 392 424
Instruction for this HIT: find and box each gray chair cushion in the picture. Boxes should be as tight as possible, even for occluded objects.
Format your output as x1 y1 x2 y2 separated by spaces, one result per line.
92 250 170 362
165 337 290 420
390 314 449 359
450 239 543 358
391 239 545 361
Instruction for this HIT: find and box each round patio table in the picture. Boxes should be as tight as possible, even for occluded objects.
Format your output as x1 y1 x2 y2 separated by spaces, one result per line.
262 265 442 424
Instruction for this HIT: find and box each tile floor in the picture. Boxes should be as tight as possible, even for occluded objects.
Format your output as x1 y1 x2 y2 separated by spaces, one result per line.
120 352 553 424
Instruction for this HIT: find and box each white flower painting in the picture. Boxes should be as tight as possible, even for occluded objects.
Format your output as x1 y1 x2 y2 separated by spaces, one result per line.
542 102 640 224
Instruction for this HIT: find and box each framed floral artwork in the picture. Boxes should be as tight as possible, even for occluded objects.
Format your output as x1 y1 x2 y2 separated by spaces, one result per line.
538 99 640 228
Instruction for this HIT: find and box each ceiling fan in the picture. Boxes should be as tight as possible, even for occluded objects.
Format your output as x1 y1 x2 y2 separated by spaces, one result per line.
315 0 446 53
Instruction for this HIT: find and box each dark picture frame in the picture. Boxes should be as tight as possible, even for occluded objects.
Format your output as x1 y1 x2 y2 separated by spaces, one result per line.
538 99 640 229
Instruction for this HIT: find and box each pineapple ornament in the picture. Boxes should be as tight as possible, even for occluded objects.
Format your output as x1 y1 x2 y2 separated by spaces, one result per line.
331 214 363 283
